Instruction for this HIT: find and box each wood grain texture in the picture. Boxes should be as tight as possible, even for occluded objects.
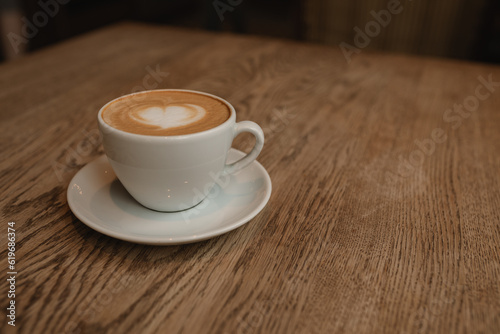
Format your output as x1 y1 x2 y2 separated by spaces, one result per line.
1 22 500 334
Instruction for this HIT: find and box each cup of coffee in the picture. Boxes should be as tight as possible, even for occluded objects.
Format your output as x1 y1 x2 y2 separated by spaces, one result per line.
97 89 264 212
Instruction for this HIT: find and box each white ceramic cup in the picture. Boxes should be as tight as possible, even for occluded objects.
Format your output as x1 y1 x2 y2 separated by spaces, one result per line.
97 89 264 212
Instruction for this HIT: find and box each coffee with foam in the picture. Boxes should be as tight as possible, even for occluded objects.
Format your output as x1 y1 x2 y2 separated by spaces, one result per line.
102 91 231 136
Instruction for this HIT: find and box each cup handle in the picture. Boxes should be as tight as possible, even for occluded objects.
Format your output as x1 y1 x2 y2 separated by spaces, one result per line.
224 121 264 175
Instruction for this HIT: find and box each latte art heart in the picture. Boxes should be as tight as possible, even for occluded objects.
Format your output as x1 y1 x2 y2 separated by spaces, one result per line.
102 90 231 136
131 104 206 129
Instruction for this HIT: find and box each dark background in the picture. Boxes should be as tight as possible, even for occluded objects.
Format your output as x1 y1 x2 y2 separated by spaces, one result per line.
1 0 499 63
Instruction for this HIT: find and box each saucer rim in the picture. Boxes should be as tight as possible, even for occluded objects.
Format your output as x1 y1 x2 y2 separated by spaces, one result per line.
67 149 272 245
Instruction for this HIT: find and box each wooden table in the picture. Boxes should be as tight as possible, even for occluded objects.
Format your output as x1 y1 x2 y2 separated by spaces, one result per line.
1 22 499 334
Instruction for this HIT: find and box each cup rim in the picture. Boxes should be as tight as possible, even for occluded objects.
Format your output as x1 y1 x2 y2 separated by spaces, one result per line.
97 89 236 141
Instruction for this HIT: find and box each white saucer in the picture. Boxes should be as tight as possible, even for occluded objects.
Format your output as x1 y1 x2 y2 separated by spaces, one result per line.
67 149 272 245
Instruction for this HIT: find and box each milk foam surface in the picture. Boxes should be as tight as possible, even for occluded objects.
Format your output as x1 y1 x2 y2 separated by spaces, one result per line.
102 91 230 136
